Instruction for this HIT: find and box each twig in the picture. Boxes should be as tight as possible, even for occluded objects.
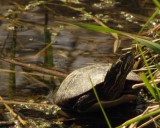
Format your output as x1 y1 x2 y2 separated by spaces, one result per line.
1 58 68 78
138 114 160 128
0 96 27 126
128 105 160 128
0 121 15 127
132 79 160 89
0 99 53 107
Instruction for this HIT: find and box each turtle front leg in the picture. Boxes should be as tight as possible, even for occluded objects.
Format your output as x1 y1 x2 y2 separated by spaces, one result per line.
85 94 137 112
73 90 136 113
73 93 97 112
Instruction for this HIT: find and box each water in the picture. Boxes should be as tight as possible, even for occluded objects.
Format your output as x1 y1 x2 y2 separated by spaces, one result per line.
0 0 157 127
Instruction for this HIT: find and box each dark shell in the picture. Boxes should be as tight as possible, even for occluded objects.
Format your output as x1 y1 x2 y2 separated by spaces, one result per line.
55 63 141 104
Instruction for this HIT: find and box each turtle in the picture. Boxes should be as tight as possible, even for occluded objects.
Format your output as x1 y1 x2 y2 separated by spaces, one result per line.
54 52 141 113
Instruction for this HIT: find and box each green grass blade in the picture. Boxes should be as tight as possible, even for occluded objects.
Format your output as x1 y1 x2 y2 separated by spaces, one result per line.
139 8 159 33
88 76 112 128
153 0 160 9
74 23 119 34
140 73 157 99
73 23 160 54
129 36 160 54
136 43 160 100
116 108 160 128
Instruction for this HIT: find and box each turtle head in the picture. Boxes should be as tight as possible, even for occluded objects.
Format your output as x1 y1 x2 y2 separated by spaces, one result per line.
113 51 135 76
103 51 135 100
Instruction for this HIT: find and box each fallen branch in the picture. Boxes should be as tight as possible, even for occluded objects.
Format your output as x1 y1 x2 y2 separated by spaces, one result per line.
1 58 68 78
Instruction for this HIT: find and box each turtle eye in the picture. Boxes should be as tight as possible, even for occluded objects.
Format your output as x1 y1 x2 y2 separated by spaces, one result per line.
120 54 129 62
121 51 133 61
114 60 123 72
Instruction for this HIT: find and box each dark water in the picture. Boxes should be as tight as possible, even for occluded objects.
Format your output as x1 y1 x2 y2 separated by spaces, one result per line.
0 0 144 96
0 0 158 127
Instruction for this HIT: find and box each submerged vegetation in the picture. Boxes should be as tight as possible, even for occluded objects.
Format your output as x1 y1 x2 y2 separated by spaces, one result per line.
0 0 159 128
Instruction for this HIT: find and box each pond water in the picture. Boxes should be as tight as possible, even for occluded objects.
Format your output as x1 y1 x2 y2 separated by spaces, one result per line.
0 0 158 128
